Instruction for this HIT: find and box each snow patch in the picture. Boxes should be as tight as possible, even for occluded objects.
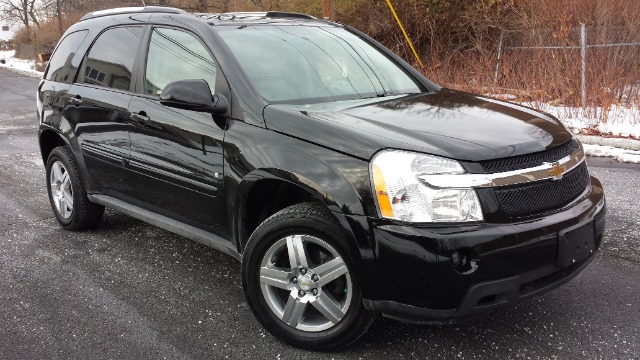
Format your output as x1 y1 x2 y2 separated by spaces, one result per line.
583 144 640 164
0 50 44 78
522 102 640 139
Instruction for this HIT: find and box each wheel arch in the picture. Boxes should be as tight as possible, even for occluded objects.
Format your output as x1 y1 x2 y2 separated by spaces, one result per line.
39 128 68 165
234 169 360 258
38 126 96 194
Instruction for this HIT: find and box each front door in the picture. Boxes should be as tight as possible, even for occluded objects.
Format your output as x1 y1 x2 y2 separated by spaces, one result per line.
127 27 228 237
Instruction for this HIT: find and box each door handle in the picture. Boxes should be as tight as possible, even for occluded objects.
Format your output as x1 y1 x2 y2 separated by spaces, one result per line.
130 112 150 124
68 95 82 106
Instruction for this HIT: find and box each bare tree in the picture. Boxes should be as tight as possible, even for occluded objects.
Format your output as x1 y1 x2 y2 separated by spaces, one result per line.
0 0 40 31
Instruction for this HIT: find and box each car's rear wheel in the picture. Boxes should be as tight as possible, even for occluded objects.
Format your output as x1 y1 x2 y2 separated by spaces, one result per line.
242 202 375 351
46 146 104 230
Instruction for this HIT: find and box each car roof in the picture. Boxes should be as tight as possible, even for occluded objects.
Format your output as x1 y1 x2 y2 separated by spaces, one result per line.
79 6 331 26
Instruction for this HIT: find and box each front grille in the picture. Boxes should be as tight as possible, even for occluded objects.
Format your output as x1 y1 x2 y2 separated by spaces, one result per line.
480 140 578 173
494 161 590 217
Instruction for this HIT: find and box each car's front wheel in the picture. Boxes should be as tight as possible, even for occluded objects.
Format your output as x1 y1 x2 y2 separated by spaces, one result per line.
242 202 375 351
46 146 104 230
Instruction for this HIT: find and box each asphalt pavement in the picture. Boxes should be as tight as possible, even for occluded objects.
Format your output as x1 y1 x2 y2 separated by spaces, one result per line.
0 68 638 359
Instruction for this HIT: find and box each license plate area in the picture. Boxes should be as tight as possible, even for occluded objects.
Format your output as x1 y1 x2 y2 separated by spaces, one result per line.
558 221 596 268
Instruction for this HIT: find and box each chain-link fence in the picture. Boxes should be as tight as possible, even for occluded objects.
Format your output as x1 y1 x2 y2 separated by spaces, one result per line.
15 43 35 59
494 25 640 108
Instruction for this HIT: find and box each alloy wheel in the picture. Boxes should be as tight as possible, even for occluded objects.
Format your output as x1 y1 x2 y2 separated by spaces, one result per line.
259 234 353 332
50 160 73 219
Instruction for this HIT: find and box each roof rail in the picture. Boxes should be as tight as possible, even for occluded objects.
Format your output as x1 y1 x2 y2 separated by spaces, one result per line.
196 11 316 21
79 6 187 22
265 11 316 20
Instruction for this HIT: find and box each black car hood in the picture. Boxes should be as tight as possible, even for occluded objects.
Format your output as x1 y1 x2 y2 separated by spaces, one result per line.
263 89 573 162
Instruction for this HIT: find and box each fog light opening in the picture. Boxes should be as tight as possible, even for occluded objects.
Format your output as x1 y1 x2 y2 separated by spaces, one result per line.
451 248 479 274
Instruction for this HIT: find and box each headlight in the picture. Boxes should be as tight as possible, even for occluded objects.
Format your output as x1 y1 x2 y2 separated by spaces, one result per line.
371 150 483 222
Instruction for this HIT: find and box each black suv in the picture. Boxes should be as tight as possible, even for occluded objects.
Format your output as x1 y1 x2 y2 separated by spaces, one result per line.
37 7 606 350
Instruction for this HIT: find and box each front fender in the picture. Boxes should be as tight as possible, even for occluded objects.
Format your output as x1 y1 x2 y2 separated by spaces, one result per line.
236 168 340 212
232 167 377 285
223 120 377 251
224 120 375 215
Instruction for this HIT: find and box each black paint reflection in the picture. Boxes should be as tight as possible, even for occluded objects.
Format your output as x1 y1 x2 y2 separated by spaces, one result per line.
127 96 228 237
266 89 572 162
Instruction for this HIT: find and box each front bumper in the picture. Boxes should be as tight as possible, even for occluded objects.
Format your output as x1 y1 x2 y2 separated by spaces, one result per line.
355 176 606 324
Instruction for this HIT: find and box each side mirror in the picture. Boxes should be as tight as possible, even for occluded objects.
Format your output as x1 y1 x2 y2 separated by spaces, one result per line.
0 59 5 64
159 79 228 115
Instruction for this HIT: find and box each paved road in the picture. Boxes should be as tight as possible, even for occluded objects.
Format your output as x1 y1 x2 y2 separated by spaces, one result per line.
0 68 638 359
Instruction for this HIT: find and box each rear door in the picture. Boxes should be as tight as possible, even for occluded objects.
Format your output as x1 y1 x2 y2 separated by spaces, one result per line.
66 26 144 198
127 26 229 237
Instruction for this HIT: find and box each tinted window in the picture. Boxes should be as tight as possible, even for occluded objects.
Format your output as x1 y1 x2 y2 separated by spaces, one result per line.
45 30 88 83
82 26 143 91
217 26 421 104
144 28 217 96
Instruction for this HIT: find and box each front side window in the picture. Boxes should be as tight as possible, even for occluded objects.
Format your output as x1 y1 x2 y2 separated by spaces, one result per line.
82 26 143 91
144 28 217 96
216 25 422 104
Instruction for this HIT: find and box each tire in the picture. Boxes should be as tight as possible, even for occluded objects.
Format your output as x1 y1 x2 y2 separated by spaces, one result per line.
46 146 104 231
242 202 376 351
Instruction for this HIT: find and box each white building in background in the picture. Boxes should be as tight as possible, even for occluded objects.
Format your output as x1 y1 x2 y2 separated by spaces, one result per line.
0 22 17 42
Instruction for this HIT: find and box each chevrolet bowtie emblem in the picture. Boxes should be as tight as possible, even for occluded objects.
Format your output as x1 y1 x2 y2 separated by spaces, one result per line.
548 162 566 180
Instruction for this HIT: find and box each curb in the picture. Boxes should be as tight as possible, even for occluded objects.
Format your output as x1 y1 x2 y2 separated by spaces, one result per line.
576 134 640 151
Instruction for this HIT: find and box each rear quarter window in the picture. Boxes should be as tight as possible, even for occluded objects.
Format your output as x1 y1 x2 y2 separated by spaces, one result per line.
45 30 89 83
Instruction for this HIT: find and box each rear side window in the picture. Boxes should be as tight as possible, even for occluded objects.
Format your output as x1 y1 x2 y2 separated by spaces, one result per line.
144 28 217 96
82 26 143 91
45 30 89 83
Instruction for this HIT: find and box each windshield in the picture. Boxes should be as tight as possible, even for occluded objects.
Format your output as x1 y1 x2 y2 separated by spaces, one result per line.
216 25 422 104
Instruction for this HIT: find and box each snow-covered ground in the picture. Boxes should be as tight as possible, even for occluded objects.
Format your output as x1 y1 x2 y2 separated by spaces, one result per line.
583 143 640 164
526 103 640 164
532 102 640 139
0 50 44 78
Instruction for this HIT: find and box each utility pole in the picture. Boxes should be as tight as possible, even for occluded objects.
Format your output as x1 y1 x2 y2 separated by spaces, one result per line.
580 23 587 108
322 0 334 20
33 31 37 69
56 0 63 36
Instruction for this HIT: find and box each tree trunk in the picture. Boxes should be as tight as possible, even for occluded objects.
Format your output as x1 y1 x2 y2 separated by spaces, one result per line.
198 0 208 12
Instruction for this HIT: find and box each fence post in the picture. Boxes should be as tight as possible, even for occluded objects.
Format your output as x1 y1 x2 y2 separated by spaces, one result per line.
493 31 504 87
32 31 37 71
580 23 587 108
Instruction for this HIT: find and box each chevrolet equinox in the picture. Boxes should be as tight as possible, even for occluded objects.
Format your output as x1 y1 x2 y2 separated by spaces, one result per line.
37 7 607 350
